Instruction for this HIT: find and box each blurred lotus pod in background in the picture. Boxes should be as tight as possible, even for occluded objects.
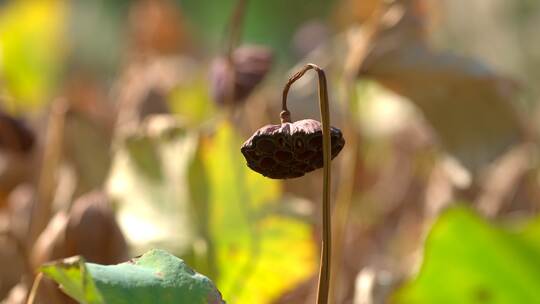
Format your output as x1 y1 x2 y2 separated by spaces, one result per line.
28 191 127 303
241 119 345 179
210 45 273 106
23 191 127 304
31 191 128 269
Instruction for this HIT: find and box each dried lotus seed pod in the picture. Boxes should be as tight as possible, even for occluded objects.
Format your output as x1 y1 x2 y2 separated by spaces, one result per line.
241 119 344 179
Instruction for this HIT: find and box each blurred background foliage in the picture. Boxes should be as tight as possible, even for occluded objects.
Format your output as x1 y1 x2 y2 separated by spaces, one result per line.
1 0 540 303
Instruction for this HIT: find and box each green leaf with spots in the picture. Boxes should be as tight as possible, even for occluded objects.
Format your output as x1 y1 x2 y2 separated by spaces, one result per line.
41 249 224 304
393 206 540 304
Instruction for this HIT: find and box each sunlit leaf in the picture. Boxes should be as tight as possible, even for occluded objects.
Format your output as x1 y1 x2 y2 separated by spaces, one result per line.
169 76 216 125
199 122 316 303
107 117 198 254
186 142 217 279
0 0 66 112
125 135 164 182
393 206 540 304
42 249 224 304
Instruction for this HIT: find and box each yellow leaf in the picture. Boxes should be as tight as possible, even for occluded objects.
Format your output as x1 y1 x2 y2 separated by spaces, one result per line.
0 0 66 112
202 121 316 303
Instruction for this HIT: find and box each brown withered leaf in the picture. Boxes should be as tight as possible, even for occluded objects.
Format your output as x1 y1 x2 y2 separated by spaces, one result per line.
358 2 527 172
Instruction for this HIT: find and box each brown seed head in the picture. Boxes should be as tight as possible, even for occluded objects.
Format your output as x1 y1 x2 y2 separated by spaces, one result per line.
241 119 345 179
31 191 128 269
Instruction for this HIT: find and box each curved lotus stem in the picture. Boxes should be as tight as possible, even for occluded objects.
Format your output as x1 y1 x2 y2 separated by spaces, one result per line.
226 0 248 56
281 63 332 304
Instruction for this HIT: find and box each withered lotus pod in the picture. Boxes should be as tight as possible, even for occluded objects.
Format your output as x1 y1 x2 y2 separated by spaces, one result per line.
241 119 344 179
241 63 341 303
210 45 273 105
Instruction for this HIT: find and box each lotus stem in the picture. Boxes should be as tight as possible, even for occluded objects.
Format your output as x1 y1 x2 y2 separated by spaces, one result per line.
282 63 332 304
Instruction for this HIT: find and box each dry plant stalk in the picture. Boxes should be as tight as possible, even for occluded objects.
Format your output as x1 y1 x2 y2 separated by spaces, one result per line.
26 272 43 304
210 0 274 107
241 64 345 303
291 64 333 304
329 5 386 301
28 100 67 246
